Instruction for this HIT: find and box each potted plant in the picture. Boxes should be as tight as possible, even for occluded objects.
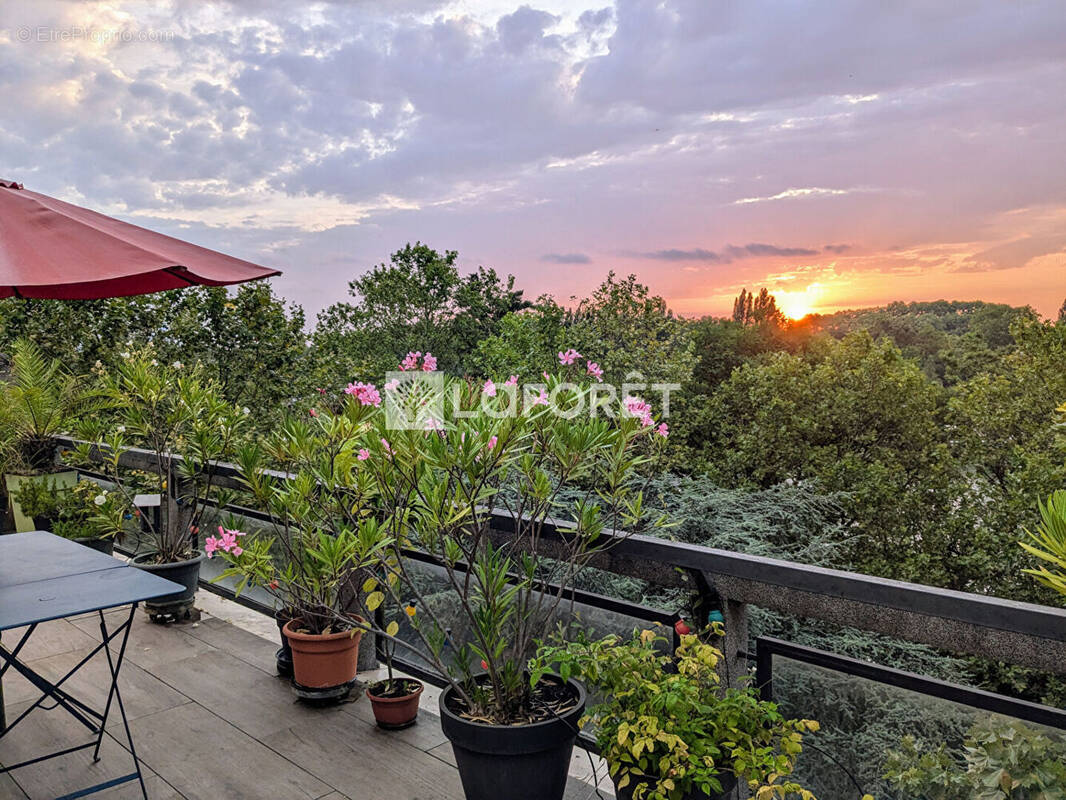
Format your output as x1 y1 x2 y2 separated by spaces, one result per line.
70 352 247 620
214 347 667 796
309 350 669 800
213 521 376 691
11 478 121 554
214 349 665 797
533 627 820 800
211 400 390 694
365 608 424 729
0 339 104 531
375 355 668 800
11 475 64 531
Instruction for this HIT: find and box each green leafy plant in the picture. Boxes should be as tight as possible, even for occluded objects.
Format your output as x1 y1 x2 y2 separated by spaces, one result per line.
0 338 106 475
210 397 391 636
883 717 1066 799
212 518 387 637
216 349 669 724
1020 489 1066 600
70 352 247 563
12 475 64 521
532 627 819 800
364 363 669 724
11 477 123 541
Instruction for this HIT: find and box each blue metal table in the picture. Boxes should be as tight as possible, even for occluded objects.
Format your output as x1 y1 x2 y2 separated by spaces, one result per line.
0 531 182 799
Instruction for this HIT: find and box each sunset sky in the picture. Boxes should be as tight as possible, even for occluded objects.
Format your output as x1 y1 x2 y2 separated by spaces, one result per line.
1 0 1063 319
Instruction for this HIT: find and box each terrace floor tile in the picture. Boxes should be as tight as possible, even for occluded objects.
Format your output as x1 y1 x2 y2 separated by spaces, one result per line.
2 604 612 799
126 702 330 800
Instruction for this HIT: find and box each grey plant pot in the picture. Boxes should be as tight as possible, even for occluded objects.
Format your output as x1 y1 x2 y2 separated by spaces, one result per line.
131 550 204 610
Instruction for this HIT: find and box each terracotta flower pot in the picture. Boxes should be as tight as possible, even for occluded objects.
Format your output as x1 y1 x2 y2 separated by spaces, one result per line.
366 679 424 729
282 618 363 689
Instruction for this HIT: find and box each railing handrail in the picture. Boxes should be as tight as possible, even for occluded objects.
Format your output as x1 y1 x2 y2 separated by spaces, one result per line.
485 507 1066 642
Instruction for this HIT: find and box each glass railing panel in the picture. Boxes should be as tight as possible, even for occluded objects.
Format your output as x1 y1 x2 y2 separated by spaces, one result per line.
771 655 1066 800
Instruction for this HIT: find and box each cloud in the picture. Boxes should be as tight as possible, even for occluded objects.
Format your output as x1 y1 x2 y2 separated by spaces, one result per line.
496 6 560 54
579 0 1066 115
955 234 1066 273
641 243 819 262
733 187 855 205
1 0 1064 318
541 252 591 264
823 244 852 254
730 243 820 258
643 247 723 262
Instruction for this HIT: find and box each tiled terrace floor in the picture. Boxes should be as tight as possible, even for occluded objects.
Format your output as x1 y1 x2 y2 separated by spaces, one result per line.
0 600 611 800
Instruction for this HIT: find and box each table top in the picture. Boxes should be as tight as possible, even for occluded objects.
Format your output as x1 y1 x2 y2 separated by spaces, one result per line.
0 531 182 630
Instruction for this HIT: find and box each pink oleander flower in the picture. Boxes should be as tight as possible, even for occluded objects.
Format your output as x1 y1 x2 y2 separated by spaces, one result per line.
503 375 518 387
483 379 497 397
400 351 422 371
624 396 654 427
309 407 318 418
422 353 437 372
208 526 246 558
358 448 370 461
423 417 443 432
586 361 604 382
531 389 549 407
317 387 326 395
557 348 582 365
656 422 669 438
381 437 393 454
487 435 498 450
344 381 382 407
384 378 400 392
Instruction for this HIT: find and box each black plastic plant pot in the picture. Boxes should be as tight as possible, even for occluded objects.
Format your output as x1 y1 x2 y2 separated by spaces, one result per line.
19 437 57 472
275 609 294 678
131 550 204 611
31 515 56 532
439 678 586 800
73 536 115 555
614 771 737 800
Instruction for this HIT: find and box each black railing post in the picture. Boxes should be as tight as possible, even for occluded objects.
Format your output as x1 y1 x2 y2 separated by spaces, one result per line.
754 637 773 702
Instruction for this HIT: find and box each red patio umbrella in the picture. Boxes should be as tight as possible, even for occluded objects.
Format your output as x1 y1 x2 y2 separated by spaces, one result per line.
0 179 280 299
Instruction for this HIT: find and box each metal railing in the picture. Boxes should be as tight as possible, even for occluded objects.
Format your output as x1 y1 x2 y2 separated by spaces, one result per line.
57 436 1066 668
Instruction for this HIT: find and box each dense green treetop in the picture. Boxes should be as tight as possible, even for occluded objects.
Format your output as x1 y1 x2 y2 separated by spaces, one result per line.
311 242 528 386
1 253 1062 610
